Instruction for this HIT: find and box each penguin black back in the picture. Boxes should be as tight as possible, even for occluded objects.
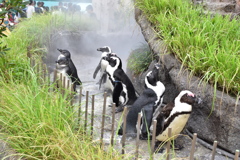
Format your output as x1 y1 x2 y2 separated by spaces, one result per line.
118 63 165 138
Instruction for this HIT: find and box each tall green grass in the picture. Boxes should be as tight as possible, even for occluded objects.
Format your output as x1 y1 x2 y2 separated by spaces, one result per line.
135 0 240 97
0 14 123 159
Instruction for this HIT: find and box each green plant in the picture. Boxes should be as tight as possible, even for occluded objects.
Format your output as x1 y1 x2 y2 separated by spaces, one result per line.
128 44 153 75
0 13 125 159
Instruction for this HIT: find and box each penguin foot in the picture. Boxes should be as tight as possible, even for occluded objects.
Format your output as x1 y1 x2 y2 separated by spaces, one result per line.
139 133 152 140
115 106 124 113
171 143 184 150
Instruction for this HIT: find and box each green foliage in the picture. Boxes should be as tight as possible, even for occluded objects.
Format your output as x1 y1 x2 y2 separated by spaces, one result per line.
128 44 153 75
135 0 240 97
0 69 124 159
0 13 124 159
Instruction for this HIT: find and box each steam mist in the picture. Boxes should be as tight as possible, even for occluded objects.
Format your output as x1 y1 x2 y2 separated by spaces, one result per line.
46 0 147 82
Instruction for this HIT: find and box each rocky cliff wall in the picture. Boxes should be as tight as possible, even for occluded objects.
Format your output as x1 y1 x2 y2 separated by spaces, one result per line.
132 5 240 154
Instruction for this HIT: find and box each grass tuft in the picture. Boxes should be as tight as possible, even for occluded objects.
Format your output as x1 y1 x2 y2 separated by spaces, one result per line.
135 0 240 97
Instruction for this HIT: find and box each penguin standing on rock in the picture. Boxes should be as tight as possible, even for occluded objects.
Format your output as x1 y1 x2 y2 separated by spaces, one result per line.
93 46 112 90
118 63 165 138
154 90 202 151
55 56 73 90
56 49 82 91
104 53 138 112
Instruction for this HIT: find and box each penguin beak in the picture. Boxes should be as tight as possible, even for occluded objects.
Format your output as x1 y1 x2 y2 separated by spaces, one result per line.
57 49 62 52
97 48 101 51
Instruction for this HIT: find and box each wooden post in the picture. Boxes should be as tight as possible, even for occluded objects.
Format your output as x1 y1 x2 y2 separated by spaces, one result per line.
235 150 239 160
53 69 57 90
110 103 116 146
62 76 66 95
60 73 63 90
121 107 128 156
166 128 172 160
135 112 142 159
67 79 70 91
84 91 89 133
90 95 95 139
189 133 197 160
151 120 157 157
100 92 107 148
211 141 218 160
78 88 82 125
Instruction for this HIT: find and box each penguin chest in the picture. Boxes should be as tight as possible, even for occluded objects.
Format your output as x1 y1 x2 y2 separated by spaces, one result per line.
156 114 190 141
101 59 109 72
119 83 128 105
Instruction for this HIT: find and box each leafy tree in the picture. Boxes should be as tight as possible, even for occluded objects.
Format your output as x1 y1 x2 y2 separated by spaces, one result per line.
0 0 27 55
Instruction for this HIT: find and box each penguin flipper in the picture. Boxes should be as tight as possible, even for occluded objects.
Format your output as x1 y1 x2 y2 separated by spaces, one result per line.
154 102 174 136
112 81 123 107
93 60 101 79
99 72 107 89
140 103 155 140
155 112 165 136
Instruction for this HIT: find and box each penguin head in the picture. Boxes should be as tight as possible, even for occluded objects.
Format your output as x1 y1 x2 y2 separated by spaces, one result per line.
105 53 122 69
97 46 112 53
176 90 202 105
57 49 71 59
145 63 161 87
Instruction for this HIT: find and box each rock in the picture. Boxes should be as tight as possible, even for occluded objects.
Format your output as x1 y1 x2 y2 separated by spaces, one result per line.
132 5 240 155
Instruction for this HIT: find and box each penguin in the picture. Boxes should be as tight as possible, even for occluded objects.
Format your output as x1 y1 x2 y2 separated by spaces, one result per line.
55 56 73 91
56 49 82 91
104 53 138 112
154 90 202 151
117 63 165 137
93 46 112 90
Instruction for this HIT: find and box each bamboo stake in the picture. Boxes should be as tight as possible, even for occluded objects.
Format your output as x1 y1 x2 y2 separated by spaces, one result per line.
135 112 142 159
53 69 57 90
151 120 157 157
211 141 218 160
70 83 74 106
111 103 116 146
90 95 95 139
84 91 89 133
60 73 63 90
189 133 197 160
78 88 82 125
166 128 172 160
62 76 66 95
235 150 239 160
100 92 107 148
122 107 128 156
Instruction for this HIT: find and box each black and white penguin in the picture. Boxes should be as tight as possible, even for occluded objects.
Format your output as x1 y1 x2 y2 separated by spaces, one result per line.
93 46 112 90
104 53 138 112
55 56 73 91
56 49 82 91
154 90 201 150
117 63 165 137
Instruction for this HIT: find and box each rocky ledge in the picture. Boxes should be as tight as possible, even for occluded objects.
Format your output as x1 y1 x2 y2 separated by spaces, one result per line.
131 7 240 155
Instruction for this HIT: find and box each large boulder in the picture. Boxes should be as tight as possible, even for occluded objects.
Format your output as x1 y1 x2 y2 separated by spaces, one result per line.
132 7 240 154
